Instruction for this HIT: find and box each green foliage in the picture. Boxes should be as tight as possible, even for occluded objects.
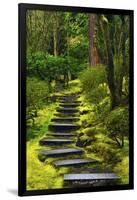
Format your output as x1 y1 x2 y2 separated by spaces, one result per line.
26 77 49 122
27 104 56 140
64 12 88 36
66 56 86 79
95 97 111 121
27 77 49 109
80 65 107 90
27 140 64 190
25 11 130 188
84 127 105 137
114 156 129 184
26 10 89 82
27 51 86 84
88 85 108 104
79 66 108 104
27 52 66 81
44 55 68 81
105 106 129 136
69 40 88 63
105 106 129 146
27 51 46 78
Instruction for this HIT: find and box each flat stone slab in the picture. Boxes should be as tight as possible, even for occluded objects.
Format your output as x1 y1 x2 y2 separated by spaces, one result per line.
38 148 83 157
59 103 80 108
56 108 79 113
53 158 98 167
47 133 76 137
64 173 119 181
60 95 79 98
60 100 81 104
59 95 80 99
48 123 80 132
39 138 74 145
54 113 80 117
51 117 79 122
58 98 79 103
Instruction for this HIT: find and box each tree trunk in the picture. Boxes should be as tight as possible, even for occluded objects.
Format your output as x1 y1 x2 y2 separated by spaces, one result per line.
118 17 126 100
53 28 57 56
100 16 117 109
53 13 58 56
89 14 96 67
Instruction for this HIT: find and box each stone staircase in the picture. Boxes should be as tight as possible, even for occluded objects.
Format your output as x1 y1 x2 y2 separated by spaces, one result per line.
37 93 119 187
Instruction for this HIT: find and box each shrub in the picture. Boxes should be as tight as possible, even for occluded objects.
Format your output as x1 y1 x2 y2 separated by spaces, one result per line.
95 97 111 121
27 51 46 78
26 78 49 123
79 66 108 104
66 56 86 79
69 40 88 63
27 51 86 84
105 106 129 147
80 65 107 90
87 84 108 104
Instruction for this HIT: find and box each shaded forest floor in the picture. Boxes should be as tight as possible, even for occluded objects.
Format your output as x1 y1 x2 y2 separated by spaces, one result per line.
26 79 129 190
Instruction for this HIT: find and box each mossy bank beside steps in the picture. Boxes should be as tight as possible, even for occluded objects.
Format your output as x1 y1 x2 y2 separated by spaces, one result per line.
37 93 119 187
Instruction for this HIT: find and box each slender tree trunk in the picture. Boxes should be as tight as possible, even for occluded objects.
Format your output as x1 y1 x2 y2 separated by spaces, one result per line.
118 17 126 100
89 14 96 67
67 31 69 56
53 13 58 56
99 16 117 109
53 29 57 56
34 10 38 52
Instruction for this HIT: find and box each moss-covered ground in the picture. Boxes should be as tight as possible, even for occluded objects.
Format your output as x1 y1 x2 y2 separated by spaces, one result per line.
27 79 129 190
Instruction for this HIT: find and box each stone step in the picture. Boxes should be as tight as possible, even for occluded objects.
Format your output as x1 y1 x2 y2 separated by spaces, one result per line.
51 117 79 123
53 158 99 167
47 132 76 137
39 138 75 145
59 99 79 103
48 123 80 132
56 108 79 113
60 95 79 98
64 173 119 182
38 148 83 158
59 103 80 108
59 100 81 104
59 95 80 99
54 113 80 117
59 96 78 100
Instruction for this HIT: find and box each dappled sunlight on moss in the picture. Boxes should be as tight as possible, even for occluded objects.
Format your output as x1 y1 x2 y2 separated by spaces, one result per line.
27 141 64 190
27 103 56 140
27 75 129 189
78 83 129 184
63 79 82 94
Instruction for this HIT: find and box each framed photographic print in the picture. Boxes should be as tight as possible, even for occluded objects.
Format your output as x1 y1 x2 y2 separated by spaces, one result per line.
18 3 134 196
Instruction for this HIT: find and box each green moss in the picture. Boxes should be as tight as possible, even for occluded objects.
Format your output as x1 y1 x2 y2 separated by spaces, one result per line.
53 177 64 188
63 79 82 94
114 156 129 184
80 135 90 142
27 103 56 141
27 78 129 189
27 140 65 190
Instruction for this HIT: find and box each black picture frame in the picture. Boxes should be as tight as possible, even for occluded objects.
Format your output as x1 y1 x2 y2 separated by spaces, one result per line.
18 3 134 196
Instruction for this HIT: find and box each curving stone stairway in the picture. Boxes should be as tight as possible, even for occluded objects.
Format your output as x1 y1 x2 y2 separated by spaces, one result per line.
37 93 119 188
